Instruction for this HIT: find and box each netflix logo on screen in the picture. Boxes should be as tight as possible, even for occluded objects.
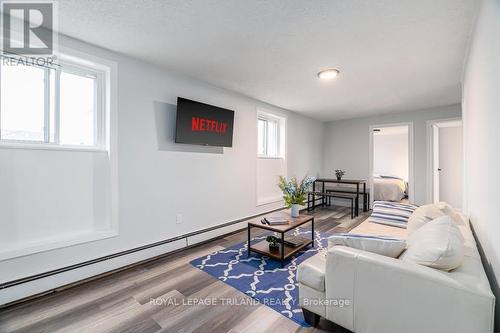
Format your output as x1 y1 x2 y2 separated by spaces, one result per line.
175 97 234 147
191 117 228 134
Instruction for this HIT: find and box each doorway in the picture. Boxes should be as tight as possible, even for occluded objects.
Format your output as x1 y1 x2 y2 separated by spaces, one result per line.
427 119 463 208
369 123 414 206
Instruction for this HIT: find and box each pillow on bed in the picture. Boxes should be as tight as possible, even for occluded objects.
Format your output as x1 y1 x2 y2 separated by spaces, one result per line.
329 233 406 258
406 202 452 234
369 201 419 229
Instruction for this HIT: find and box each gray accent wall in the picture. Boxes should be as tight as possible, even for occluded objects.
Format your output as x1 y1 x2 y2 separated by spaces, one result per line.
322 104 461 205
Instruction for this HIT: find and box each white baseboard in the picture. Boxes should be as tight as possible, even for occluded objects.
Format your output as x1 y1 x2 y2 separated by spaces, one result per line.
0 239 185 306
0 208 282 307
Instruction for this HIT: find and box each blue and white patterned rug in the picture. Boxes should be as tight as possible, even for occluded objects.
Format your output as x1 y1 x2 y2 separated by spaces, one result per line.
190 228 331 326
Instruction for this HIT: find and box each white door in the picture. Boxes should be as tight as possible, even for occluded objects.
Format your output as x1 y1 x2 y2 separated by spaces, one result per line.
432 124 440 202
435 122 463 208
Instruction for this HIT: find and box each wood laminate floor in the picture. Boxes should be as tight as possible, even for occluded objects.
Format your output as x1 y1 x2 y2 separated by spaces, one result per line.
0 206 370 333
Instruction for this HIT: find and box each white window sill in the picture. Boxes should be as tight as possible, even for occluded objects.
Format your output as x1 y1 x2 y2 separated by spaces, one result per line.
0 142 107 153
0 229 118 261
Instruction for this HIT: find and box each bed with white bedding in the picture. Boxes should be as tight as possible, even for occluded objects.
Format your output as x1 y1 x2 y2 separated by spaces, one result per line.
373 175 407 201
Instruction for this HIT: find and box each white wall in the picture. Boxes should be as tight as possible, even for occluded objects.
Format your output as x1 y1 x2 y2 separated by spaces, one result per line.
462 0 500 326
0 35 324 304
257 158 286 205
373 132 409 181
0 150 111 256
438 125 463 208
323 104 461 205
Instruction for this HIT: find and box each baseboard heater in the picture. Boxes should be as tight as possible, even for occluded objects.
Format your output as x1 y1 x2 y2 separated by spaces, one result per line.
0 207 285 303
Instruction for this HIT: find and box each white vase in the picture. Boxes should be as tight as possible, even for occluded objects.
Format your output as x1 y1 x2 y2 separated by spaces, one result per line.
291 204 300 217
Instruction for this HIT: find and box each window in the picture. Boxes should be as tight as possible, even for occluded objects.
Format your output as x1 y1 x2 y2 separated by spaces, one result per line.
1 64 46 141
257 112 285 158
0 59 104 149
59 70 97 146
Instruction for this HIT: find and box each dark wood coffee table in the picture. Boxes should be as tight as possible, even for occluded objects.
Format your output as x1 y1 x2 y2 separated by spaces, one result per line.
247 211 315 265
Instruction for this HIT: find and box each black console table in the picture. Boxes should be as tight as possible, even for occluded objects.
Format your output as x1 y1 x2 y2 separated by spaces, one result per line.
309 178 368 216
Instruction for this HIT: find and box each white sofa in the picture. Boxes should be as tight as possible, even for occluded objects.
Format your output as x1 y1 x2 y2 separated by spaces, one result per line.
297 208 495 333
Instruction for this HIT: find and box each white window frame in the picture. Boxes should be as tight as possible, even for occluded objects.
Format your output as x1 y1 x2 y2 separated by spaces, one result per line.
257 111 286 159
0 57 107 152
0 46 119 261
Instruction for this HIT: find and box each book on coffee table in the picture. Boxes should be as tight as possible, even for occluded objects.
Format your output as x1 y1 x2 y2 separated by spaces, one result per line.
261 216 289 225
283 235 309 248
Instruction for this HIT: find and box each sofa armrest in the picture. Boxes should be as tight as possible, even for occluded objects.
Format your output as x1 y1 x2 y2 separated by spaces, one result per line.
325 246 495 333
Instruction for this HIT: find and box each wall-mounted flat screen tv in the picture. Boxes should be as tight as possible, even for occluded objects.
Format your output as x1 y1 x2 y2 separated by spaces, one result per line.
175 97 234 147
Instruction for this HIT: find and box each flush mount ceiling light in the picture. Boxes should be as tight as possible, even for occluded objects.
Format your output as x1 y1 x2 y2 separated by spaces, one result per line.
317 68 340 80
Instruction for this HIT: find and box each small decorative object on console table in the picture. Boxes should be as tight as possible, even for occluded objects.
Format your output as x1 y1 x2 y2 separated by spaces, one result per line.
335 169 346 181
278 175 316 217
266 235 280 252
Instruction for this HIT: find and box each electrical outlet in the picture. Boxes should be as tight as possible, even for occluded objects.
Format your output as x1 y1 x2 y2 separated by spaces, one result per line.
176 214 183 224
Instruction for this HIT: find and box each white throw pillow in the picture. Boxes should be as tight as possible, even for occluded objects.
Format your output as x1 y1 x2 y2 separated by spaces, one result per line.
407 202 452 234
328 233 406 258
442 206 466 226
401 215 464 271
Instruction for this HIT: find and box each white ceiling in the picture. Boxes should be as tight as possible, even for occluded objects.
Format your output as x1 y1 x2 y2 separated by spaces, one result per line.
57 0 478 121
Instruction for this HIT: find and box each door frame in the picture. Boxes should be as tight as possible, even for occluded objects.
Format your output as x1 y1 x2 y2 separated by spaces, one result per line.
368 122 414 207
425 117 462 204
